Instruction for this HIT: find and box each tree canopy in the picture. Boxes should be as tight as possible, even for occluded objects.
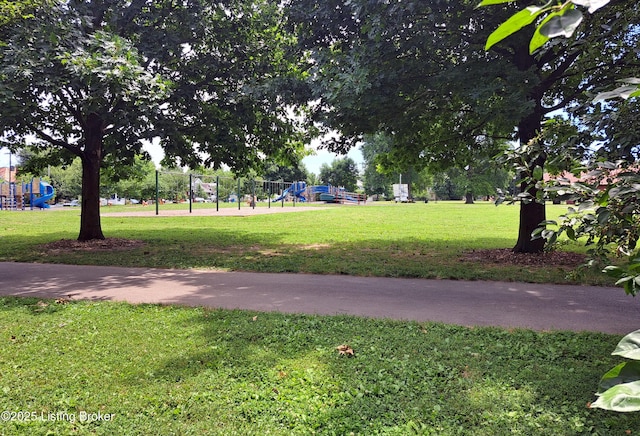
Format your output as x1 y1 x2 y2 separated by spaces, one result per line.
0 0 308 240
285 0 639 252
319 157 359 192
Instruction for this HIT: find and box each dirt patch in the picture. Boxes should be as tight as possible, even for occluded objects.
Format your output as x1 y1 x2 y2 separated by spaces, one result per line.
101 206 329 217
41 238 145 253
460 248 586 267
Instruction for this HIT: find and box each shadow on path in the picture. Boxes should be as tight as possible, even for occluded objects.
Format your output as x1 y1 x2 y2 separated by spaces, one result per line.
1 262 638 334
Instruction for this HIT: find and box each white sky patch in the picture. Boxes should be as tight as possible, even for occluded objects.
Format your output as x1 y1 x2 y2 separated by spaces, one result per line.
302 141 363 176
3 138 363 178
142 136 364 176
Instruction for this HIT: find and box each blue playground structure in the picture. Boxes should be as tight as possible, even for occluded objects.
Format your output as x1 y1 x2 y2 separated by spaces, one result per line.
273 183 366 204
0 178 55 210
311 185 365 203
32 181 55 208
274 181 307 202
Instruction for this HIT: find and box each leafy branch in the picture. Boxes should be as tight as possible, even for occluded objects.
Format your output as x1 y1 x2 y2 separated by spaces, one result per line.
479 0 640 100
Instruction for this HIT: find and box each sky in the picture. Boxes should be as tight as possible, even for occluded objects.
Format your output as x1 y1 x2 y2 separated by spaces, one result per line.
0 144 364 177
0 147 14 168
302 146 363 175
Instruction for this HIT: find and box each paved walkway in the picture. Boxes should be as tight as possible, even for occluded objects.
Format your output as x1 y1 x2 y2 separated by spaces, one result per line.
1 262 638 334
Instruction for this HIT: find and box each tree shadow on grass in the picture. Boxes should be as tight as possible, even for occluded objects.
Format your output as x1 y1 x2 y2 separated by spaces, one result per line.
2 291 639 433
126 311 640 434
1 231 638 335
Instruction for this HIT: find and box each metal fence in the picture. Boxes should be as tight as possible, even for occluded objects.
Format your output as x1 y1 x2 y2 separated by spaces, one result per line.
153 172 308 215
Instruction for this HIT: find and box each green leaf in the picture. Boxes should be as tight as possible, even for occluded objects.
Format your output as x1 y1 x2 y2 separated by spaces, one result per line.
541 229 557 243
598 362 640 394
597 209 611 225
539 8 583 38
538 220 558 226
532 165 543 181
591 381 640 412
612 330 640 360
529 12 555 53
603 266 625 278
477 0 517 5
615 275 634 287
485 6 545 50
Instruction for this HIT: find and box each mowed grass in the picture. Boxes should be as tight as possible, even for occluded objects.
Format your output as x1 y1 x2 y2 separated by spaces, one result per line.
1 297 639 435
0 201 607 284
1 202 637 435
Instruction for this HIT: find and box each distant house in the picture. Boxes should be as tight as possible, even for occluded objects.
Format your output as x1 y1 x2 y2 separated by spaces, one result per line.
0 167 16 183
544 167 640 192
192 178 217 200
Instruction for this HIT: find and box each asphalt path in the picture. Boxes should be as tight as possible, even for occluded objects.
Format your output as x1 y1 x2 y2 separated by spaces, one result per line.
1 262 638 334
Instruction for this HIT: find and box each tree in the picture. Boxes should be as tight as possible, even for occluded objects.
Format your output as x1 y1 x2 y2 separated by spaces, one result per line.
360 133 434 200
49 159 83 201
482 0 640 412
319 158 359 191
428 153 513 203
262 162 309 183
103 156 157 201
1 0 307 240
361 133 399 198
285 0 639 252
0 0 43 32
481 0 638 252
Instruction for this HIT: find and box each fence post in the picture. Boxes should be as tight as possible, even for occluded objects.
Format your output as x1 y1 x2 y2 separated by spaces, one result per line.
189 173 193 214
293 181 297 207
252 179 256 209
155 170 159 216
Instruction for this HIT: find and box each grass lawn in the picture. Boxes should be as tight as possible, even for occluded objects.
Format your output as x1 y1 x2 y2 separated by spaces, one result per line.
1 297 639 435
0 201 611 285
1 201 637 435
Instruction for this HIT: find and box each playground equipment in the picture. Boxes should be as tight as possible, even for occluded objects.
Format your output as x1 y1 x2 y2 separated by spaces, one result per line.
272 183 366 204
151 171 366 215
0 178 55 210
307 185 366 204
274 181 307 202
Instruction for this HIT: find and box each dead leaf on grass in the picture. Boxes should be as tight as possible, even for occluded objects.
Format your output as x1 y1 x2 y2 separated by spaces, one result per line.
336 344 355 357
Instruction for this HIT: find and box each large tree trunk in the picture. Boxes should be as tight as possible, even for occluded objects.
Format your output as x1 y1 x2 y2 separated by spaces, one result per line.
464 192 474 204
513 185 546 253
513 111 545 253
78 113 105 241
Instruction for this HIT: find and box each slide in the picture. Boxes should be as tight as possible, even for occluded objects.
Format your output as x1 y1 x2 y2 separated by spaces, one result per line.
33 181 55 209
274 182 307 202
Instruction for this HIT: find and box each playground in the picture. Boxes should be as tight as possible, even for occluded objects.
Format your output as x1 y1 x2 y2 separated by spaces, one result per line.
101 204 328 217
273 181 366 204
101 176 366 217
0 172 366 216
0 178 55 210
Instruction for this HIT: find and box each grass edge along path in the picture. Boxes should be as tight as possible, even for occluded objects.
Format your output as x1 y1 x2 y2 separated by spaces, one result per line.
0 202 612 285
